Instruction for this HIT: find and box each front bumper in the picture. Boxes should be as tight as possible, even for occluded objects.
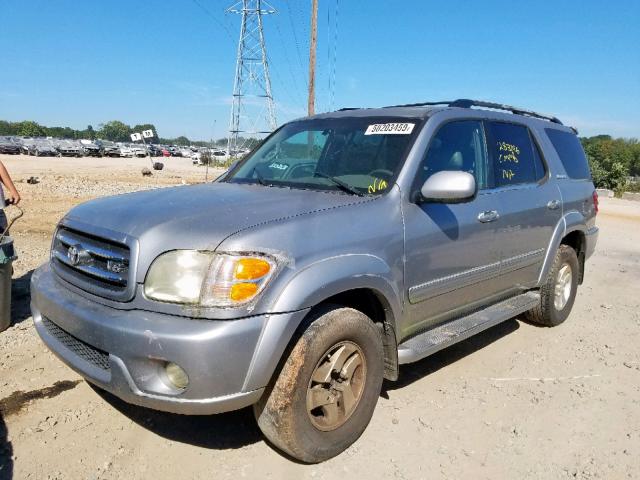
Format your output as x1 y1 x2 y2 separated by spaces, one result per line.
31 264 308 415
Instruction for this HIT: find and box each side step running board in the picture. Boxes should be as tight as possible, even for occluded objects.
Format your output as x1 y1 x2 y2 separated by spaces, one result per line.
397 292 540 364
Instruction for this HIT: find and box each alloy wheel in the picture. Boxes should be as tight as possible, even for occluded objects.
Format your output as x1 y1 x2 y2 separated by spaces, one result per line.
306 341 366 431
554 263 572 310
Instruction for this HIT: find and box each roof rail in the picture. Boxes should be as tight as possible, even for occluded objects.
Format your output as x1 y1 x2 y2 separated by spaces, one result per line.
382 99 563 125
340 101 455 111
449 99 563 125
383 100 456 109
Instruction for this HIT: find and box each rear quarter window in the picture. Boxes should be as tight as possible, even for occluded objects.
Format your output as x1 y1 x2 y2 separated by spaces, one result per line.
545 128 591 179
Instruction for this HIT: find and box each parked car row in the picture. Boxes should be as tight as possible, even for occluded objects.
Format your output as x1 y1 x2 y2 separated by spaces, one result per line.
0 136 206 159
0 136 21 154
0 135 252 163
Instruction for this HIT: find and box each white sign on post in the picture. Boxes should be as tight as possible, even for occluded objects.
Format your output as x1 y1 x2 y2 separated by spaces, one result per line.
142 129 154 139
130 133 142 141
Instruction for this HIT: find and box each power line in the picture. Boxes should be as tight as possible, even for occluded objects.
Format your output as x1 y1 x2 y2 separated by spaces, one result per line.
308 0 318 115
330 0 339 111
190 0 236 42
285 0 306 77
325 1 331 113
274 19 306 107
266 50 302 108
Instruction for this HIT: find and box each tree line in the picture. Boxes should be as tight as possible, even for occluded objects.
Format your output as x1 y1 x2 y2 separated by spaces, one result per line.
0 119 166 144
581 135 640 192
0 119 264 150
0 119 205 147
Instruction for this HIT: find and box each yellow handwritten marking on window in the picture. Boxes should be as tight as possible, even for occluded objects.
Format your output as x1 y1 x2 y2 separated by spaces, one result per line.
368 178 388 194
502 169 516 181
497 141 520 163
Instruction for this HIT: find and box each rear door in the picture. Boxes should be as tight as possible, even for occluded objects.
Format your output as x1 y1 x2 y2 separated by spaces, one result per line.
484 121 562 291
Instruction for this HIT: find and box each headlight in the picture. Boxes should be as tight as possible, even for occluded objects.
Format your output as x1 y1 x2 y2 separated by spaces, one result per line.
144 250 276 307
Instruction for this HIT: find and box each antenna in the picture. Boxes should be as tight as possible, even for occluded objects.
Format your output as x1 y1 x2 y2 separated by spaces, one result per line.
227 0 277 156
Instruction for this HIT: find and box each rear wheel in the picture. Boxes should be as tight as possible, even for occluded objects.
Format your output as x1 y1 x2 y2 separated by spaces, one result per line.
254 306 384 463
526 244 579 326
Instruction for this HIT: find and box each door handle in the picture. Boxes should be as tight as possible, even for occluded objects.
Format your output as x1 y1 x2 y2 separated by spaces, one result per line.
547 199 561 210
477 210 499 223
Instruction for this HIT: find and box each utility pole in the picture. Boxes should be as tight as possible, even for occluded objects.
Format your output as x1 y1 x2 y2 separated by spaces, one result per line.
308 0 318 116
227 1 277 156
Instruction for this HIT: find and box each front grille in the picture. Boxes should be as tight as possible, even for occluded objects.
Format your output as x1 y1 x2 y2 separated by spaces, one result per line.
42 317 110 371
51 226 131 299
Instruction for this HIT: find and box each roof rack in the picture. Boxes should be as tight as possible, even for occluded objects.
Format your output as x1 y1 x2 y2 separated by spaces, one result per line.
339 101 455 112
382 99 563 125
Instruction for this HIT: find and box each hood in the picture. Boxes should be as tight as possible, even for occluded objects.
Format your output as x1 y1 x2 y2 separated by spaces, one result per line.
64 182 369 280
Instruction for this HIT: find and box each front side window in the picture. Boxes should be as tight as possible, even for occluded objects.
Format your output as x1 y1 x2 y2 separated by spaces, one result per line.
225 117 421 195
417 120 491 189
487 122 545 187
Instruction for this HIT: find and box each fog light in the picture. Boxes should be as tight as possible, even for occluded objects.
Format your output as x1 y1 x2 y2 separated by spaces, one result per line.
164 362 189 390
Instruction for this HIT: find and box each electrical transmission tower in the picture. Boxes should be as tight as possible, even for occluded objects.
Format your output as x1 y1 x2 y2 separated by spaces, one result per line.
227 0 277 155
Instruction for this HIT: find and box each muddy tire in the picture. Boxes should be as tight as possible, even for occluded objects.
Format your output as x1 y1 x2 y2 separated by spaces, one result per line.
526 245 579 327
254 306 384 463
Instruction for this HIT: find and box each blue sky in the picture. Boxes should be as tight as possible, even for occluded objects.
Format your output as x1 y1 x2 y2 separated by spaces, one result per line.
1 0 638 140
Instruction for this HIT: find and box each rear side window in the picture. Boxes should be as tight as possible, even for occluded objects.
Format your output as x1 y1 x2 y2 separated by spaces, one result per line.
487 122 545 187
545 128 591 179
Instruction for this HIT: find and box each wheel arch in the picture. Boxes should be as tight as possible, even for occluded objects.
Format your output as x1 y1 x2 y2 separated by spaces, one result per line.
308 287 400 381
538 211 588 285
560 229 586 283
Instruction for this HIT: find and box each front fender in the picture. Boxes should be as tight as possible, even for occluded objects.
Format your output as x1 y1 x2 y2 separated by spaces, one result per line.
272 253 402 321
241 254 403 391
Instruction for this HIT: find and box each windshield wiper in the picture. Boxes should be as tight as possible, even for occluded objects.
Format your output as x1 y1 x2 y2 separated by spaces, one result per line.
252 167 270 186
313 171 364 197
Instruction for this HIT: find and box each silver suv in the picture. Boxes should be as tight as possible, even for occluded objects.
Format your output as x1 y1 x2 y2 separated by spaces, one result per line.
31 100 599 463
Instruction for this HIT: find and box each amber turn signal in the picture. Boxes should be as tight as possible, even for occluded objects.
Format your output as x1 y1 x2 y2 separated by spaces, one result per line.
234 258 271 280
230 282 259 301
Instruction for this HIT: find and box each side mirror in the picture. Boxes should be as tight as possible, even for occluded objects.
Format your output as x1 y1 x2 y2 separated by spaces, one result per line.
420 170 476 202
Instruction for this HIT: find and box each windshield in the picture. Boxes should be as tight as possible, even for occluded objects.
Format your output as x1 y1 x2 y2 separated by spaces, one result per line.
224 116 421 195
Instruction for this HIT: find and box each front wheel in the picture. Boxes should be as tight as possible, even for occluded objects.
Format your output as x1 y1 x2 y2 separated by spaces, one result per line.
526 244 579 326
254 306 384 463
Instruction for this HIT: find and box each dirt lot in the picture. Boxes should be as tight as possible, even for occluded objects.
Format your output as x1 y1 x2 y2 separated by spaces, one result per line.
0 153 638 479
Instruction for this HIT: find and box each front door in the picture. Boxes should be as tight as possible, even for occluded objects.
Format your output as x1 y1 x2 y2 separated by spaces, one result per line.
402 120 502 338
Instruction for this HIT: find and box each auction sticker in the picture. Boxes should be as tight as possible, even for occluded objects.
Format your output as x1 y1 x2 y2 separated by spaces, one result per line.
364 123 415 135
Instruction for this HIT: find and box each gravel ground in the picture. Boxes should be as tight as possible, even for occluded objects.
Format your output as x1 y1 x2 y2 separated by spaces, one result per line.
0 154 639 479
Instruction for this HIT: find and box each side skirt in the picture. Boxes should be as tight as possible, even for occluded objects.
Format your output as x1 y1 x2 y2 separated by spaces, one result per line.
397 292 540 364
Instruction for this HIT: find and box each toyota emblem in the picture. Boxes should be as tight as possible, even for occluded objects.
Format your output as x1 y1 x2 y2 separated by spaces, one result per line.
67 244 89 266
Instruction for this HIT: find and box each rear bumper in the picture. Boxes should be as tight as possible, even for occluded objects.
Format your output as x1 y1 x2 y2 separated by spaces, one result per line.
585 225 599 259
31 264 308 415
